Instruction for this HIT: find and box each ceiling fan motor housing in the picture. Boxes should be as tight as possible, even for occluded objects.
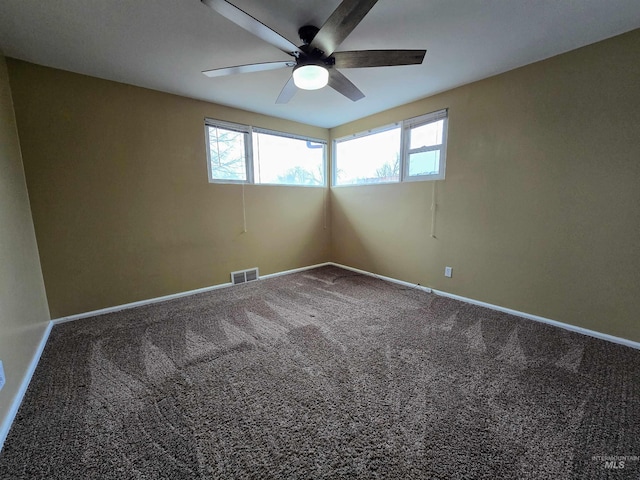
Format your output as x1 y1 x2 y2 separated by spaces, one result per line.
298 25 320 45
298 25 330 63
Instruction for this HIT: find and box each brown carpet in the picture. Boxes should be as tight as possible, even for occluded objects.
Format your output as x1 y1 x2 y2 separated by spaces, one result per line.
1 265 639 479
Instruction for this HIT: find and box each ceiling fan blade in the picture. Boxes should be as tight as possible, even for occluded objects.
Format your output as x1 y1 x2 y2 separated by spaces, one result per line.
201 0 301 56
276 76 297 104
331 50 426 69
310 0 379 57
328 69 365 102
203 61 295 78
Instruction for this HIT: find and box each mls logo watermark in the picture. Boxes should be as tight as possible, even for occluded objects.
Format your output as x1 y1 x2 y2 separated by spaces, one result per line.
591 454 638 470
605 460 624 470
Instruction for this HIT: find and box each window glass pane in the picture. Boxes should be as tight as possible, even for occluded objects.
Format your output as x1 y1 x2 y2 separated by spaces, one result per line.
253 133 324 185
335 127 401 185
408 150 440 177
207 126 246 181
410 120 443 149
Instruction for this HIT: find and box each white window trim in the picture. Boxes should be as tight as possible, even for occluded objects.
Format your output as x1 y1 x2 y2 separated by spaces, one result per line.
205 118 327 187
332 108 448 187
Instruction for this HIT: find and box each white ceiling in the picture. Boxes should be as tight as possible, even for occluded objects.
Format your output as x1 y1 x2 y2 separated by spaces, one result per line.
1 0 639 128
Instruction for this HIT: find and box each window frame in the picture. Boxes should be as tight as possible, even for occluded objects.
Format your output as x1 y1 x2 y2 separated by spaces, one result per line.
332 108 448 187
402 109 448 182
204 119 254 184
204 118 327 187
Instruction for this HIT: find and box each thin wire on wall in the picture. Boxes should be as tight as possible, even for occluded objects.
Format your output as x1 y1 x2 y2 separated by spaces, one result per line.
242 181 247 233
430 181 437 238
323 186 328 230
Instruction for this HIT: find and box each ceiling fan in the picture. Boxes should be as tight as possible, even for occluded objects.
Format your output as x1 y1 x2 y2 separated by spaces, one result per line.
200 0 426 103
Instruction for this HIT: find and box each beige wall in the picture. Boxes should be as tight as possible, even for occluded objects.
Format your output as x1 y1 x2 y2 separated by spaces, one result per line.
330 29 640 342
0 54 50 435
7 60 330 318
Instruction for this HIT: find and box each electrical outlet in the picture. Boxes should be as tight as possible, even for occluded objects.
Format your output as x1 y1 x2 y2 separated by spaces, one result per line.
444 266 453 278
0 360 5 391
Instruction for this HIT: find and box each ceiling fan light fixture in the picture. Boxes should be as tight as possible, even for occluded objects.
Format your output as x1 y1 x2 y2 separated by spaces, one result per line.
292 64 329 90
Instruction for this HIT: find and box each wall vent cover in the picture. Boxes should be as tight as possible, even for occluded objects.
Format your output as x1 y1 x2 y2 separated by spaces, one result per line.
231 268 259 285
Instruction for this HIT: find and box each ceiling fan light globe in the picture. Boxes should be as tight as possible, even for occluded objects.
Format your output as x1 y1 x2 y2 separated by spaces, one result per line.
293 64 329 90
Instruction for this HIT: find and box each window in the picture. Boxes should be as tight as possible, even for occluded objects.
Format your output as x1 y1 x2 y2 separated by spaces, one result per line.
334 126 401 185
333 109 448 186
403 109 447 181
252 130 325 186
206 122 251 182
205 119 326 186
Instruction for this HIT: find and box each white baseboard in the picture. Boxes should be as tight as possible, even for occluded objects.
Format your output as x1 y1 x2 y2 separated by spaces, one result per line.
260 262 333 280
329 262 639 350
431 288 640 350
52 262 335 325
329 263 432 293
0 321 52 452
52 262 430 327
52 282 233 325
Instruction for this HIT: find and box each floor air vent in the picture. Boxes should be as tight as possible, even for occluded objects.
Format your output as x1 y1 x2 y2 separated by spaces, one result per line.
231 268 259 285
